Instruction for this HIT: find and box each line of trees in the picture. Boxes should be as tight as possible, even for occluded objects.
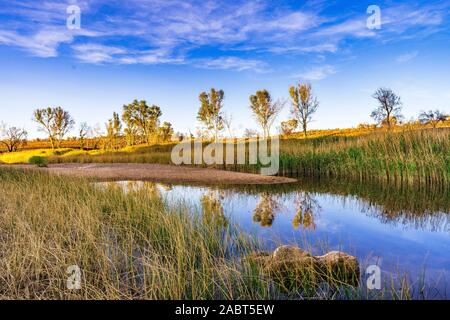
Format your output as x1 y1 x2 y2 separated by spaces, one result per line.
27 100 174 151
0 86 448 153
197 83 318 140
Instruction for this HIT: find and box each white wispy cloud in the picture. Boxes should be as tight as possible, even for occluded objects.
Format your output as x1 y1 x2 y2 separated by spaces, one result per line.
0 28 75 57
396 51 418 63
0 0 448 69
72 43 127 63
292 65 336 81
197 57 268 72
315 18 376 38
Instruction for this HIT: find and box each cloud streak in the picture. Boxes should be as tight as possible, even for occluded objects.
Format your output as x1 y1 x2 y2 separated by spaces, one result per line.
293 65 336 81
396 51 418 63
0 0 448 71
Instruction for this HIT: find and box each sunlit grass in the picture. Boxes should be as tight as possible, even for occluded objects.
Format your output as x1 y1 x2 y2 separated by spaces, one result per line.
0 148 72 164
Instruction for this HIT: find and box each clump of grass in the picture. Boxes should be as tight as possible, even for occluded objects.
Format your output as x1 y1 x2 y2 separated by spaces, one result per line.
29 156 48 167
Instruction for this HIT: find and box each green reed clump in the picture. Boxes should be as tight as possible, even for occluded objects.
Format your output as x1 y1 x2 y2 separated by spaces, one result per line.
279 128 449 185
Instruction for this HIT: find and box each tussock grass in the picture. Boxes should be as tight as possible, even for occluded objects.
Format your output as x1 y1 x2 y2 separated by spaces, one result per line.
0 168 438 299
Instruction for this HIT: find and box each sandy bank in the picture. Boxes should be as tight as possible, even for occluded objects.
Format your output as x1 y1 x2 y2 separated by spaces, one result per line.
1 163 297 185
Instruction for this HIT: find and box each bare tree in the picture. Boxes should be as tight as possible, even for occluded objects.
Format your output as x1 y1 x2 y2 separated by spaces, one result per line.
223 112 233 138
92 124 104 150
371 88 402 130
78 122 91 150
249 90 284 139
243 128 259 138
197 88 225 141
0 124 28 152
419 110 448 128
289 83 318 137
33 107 75 148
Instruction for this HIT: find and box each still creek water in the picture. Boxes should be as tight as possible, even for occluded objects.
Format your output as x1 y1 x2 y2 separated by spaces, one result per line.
100 178 450 297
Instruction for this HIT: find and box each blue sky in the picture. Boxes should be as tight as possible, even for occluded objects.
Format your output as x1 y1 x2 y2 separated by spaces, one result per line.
0 0 449 138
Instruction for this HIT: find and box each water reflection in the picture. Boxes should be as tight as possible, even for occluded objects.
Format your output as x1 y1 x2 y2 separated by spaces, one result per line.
292 192 321 231
97 178 450 295
252 193 281 227
200 191 228 228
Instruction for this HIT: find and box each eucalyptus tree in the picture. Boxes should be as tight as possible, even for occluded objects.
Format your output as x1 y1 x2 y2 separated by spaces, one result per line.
158 121 174 142
280 119 298 136
106 112 122 150
122 99 162 145
249 90 284 139
289 83 318 137
197 88 225 141
33 107 74 148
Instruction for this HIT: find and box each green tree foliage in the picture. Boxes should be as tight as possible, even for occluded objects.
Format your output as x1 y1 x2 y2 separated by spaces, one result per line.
33 107 75 149
249 90 283 139
122 99 162 145
197 88 225 141
289 83 318 137
371 88 403 130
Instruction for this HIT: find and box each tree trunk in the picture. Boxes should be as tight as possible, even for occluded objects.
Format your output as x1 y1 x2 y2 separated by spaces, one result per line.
49 137 55 149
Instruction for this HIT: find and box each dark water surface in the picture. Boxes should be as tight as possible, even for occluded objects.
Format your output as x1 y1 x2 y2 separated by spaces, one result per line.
100 178 450 298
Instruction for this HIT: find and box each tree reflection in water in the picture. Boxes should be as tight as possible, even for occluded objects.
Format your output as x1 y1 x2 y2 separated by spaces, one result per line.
200 191 229 228
292 192 321 231
125 181 162 199
253 193 282 227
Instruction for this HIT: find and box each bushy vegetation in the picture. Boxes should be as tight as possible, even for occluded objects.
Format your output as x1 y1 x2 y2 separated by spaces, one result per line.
29 155 48 167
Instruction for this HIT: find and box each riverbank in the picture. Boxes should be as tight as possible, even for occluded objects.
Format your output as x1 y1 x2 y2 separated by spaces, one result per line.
1 128 448 185
0 163 297 185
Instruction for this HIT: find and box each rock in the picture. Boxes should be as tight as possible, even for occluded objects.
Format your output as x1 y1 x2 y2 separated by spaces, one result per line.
272 245 312 261
243 246 360 293
315 251 360 288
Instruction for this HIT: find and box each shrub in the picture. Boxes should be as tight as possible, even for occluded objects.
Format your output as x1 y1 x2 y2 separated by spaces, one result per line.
29 156 48 167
